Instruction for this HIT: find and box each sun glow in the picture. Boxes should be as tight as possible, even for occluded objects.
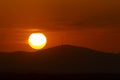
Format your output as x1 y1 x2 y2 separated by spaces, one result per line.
28 33 47 50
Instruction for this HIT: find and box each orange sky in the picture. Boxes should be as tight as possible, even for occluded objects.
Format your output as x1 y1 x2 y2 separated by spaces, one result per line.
0 0 120 52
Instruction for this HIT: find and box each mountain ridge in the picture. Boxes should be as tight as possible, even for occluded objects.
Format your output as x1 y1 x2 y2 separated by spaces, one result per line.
0 44 117 54
0 44 120 73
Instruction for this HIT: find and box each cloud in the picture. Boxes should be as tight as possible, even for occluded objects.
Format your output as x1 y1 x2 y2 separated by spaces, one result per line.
0 0 120 31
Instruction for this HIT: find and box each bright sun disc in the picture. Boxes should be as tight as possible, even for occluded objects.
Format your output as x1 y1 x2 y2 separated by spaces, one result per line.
28 33 47 50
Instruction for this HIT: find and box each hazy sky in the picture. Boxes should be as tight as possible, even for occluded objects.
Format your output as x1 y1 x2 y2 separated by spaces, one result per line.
0 0 120 52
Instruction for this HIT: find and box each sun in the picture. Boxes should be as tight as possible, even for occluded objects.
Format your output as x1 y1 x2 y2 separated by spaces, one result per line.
28 33 47 50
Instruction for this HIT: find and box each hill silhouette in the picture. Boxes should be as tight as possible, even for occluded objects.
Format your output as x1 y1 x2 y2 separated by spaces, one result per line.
0 45 120 74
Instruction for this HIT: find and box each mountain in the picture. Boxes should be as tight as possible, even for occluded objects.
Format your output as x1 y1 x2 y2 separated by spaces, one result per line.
0 45 120 74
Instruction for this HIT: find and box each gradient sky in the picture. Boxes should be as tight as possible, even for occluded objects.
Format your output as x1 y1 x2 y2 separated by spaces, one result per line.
0 0 120 52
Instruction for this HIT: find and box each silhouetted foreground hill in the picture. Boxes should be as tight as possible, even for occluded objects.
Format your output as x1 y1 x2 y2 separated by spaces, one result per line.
0 45 120 74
